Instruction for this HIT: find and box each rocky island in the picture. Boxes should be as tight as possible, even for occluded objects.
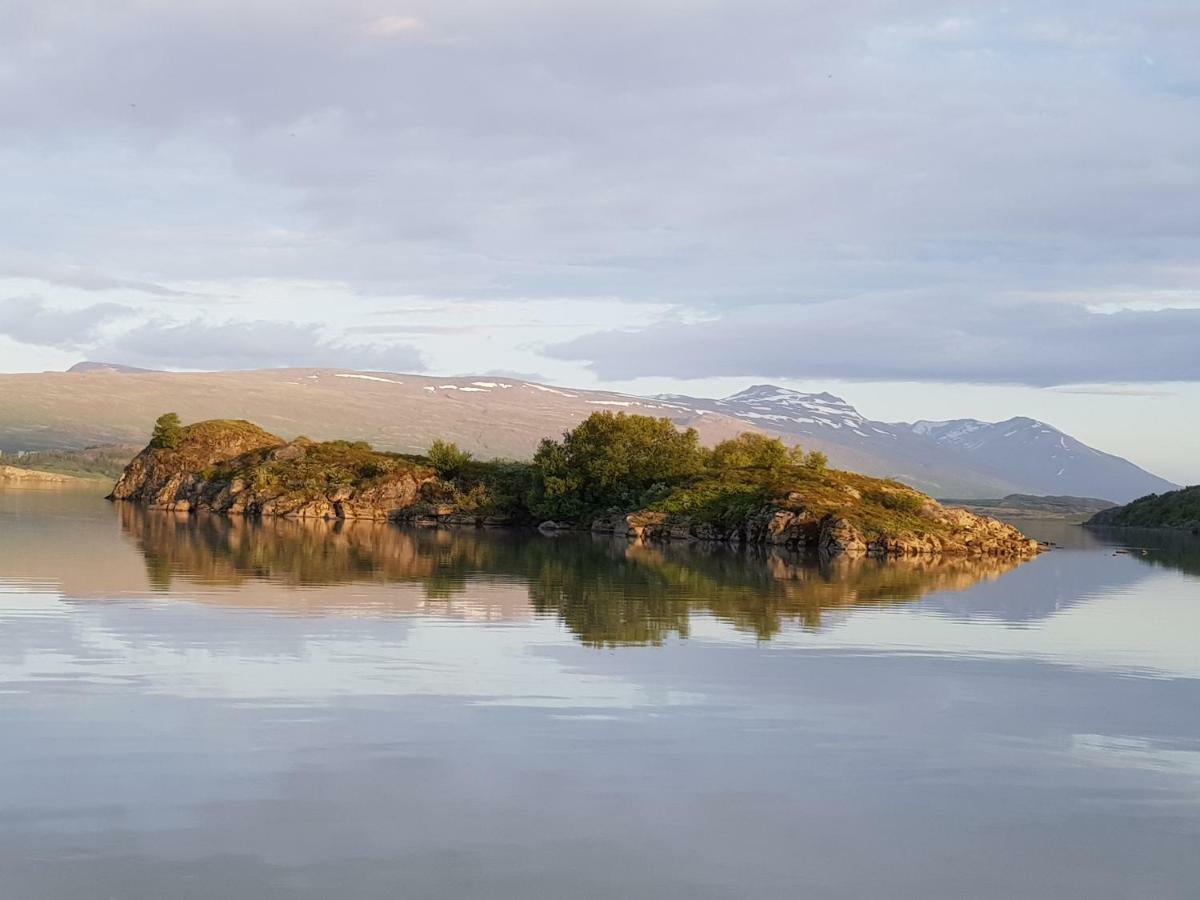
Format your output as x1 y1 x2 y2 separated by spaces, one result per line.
109 413 1041 559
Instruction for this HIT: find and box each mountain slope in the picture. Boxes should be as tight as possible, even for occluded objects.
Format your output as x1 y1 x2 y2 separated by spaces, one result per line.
905 416 1175 502
0 367 756 460
0 368 1175 502
656 385 1176 502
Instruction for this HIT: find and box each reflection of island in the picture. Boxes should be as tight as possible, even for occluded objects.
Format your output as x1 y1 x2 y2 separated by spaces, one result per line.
119 506 1027 646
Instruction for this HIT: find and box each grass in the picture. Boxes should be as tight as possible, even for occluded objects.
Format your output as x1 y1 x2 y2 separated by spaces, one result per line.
0 445 139 480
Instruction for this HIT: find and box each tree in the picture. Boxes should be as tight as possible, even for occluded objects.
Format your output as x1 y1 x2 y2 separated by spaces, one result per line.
150 412 183 449
529 412 702 518
802 450 828 472
428 439 472 477
708 433 791 471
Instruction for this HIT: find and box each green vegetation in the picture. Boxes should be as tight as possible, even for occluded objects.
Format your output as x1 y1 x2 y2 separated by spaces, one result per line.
521 413 938 540
0 445 137 480
208 439 432 500
132 412 961 547
150 412 183 449
427 440 473 478
529 412 703 519
1087 485 1200 531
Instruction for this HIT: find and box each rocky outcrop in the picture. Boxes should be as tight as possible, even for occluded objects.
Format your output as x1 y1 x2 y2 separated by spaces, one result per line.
110 420 441 521
585 502 1039 559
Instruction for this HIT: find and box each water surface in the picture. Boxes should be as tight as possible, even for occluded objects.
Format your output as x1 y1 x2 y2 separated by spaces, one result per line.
2 488 1198 898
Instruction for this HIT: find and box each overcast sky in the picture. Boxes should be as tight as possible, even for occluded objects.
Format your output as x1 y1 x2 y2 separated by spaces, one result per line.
1 1 1197 482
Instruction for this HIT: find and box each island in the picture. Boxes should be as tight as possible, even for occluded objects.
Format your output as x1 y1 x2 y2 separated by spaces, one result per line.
109 412 1041 558
1085 485 1200 533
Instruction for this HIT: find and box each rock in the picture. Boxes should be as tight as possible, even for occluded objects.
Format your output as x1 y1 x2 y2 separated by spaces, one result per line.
819 518 868 555
109 420 438 522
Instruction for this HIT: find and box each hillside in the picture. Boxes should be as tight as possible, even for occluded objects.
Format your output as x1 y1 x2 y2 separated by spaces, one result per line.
0 464 82 484
0 366 755 459
1085 486 1200 532
0 365 1175 501
660 385 1178 502
940 494 1116 523
109 416 1041 559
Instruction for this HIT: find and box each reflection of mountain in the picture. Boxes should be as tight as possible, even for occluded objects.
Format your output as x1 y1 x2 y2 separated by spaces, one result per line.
119 507 1027 646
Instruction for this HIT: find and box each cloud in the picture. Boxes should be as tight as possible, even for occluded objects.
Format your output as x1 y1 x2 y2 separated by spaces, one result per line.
0 1 1197 308
546 297 1200 387
2 261 206 298
364 15 426 37
0 2 1198 385
0 297 424 372
0 297 133 348
102 318 426 372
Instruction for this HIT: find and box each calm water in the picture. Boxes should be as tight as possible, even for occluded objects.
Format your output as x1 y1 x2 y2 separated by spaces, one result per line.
1 488 1198 899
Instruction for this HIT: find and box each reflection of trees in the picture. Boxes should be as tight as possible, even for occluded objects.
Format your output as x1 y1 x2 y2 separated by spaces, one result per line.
1084 525 1200 577
120 506 1027 647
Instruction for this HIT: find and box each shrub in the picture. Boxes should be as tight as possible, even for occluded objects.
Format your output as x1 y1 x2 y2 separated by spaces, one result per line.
427 439 473 477
707 434 791 471
865 488 924 514
802 450 828 473
529 412 702 518
150 412 183 449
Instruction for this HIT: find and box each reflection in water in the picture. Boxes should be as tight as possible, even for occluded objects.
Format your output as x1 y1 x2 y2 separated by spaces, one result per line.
3 489 1200 899
118 504 1027 645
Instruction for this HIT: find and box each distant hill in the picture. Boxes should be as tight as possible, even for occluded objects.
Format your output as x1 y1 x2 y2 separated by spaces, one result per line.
1086 486 1200 532
0 367 1178 502
66 361 161 374
657 385 1178 502
940 494 1117 523
0 367 758 461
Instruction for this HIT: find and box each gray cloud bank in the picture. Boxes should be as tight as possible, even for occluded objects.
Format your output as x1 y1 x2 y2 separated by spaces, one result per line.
0 299 423 372
548 298 1200 386
1 2 1199 383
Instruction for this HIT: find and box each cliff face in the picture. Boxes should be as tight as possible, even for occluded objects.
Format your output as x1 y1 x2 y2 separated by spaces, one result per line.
109 420 440 521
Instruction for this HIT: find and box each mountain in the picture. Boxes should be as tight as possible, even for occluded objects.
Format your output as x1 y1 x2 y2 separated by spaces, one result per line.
0 366 756 460
0 368 1176 502
66 361 160 374
655 385 1177 502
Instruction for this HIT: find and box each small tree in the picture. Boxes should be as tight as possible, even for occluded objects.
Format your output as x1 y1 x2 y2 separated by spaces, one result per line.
802 450 828 473
428 439 472 477
708 433 790 471
150 412 183 449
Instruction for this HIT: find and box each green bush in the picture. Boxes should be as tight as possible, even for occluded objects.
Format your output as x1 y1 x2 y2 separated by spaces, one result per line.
865 488 924 514
707 433 791 471
150 412 183 449
529 412 702 519
802 450 828 473
427 440 473 477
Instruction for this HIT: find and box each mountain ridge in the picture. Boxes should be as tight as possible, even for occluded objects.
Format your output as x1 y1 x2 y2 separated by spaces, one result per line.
0 365 1176 502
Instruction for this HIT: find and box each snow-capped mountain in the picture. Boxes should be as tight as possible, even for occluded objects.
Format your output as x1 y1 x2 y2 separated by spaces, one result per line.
657 385 1177 502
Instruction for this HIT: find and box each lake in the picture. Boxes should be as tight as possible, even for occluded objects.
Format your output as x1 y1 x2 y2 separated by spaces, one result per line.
1 486 1198 898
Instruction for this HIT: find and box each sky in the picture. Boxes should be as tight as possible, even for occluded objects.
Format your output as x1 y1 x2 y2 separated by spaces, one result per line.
0 1 1197 483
